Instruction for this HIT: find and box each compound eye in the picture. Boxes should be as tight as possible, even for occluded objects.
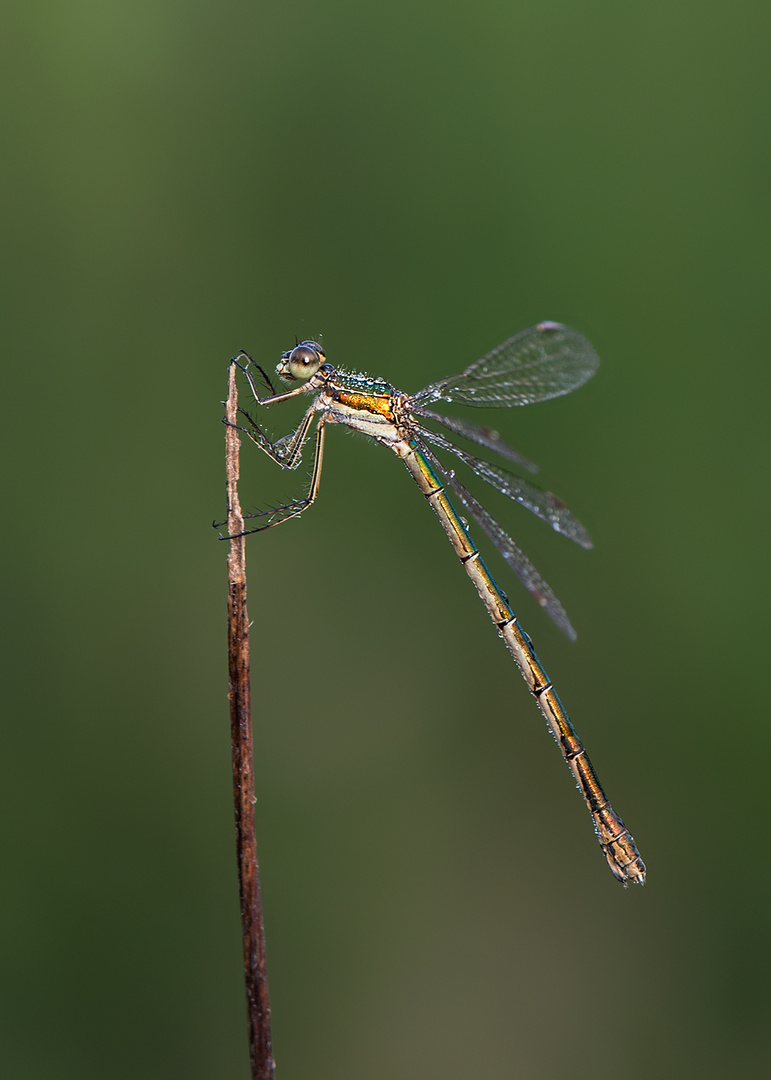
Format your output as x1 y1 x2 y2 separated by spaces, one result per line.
287 344 323 381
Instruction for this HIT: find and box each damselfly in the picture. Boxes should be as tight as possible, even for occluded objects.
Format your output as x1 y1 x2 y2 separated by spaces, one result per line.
228 322 645 884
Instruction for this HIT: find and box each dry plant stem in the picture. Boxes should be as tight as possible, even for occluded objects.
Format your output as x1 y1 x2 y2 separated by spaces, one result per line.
225 363 275 1080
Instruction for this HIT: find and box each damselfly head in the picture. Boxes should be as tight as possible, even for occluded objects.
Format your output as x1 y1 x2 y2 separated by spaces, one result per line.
277 341 326 383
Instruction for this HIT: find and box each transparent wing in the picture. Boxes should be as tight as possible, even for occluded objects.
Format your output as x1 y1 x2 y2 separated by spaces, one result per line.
417 426 592 549
411 407 539 474
422 445 576 640
412 321 599 408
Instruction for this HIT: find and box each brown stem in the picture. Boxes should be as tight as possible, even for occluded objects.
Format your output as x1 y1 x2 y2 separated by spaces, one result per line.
225 363 275 1079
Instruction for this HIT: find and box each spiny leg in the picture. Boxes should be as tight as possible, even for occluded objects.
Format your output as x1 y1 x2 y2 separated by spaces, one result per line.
231 353 313 407
232 350 276 398
218 356 325 536
227 419 328 537
234 401 318 469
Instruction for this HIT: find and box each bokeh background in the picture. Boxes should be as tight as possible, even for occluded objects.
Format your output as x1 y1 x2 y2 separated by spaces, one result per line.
3 2 769 1077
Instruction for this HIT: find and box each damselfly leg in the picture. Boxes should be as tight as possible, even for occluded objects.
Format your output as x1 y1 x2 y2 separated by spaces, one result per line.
222 353 328 536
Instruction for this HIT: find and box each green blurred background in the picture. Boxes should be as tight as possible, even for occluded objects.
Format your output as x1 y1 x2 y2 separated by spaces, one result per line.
3 2 769 1077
